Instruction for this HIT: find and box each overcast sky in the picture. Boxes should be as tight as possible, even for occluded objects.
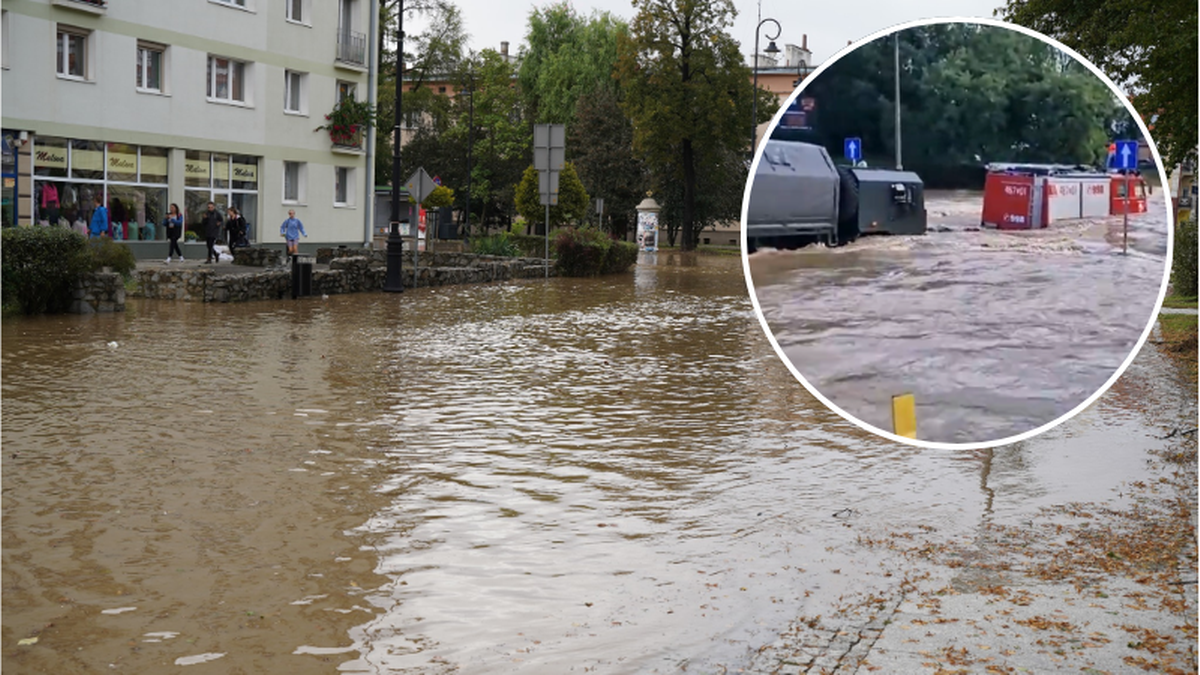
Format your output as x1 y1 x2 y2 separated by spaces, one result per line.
404 0 1008 66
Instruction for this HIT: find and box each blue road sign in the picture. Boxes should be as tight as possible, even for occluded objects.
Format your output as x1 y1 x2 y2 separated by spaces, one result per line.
844 137 862 162
1115 140 1138 170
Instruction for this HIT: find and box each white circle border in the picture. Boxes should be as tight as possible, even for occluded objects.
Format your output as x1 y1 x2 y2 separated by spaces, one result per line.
739 16 1176 451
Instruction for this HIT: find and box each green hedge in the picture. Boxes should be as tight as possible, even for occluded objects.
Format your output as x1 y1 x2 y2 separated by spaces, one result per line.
1174 218 1198 297
2 227 93 314
510 232 555 259
553 227 639 277
470 232 521 257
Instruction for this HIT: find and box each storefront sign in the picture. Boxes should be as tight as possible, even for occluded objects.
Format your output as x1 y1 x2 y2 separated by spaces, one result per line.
185 159 210 181
108 150 137 174
73 146 104 173
35 146 68 171
141 154 168 181
233 162 257 184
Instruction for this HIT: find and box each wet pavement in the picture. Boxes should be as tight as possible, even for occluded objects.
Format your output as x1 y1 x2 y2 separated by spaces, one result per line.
2 251 1193 674
748 189 1171 444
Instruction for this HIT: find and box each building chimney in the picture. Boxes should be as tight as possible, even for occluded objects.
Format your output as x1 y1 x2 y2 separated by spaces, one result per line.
802 34 808 51
501 41 509 58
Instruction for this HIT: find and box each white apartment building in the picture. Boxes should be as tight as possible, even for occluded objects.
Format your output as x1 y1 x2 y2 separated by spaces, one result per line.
1 0 378 252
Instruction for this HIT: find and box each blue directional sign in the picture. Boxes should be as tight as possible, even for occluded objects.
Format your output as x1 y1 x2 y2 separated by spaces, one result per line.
844 137 862 162
1114 140 1138 170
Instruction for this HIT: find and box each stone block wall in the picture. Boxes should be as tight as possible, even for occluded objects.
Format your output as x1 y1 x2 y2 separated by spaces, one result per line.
71 272 126 314
130 252 557 303
234 247 286 267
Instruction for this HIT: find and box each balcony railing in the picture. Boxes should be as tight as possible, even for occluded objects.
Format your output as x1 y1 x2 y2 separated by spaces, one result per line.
330 128 365 153
336 29 367 67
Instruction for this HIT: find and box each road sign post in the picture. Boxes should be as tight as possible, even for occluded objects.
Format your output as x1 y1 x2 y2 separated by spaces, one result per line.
844 137 862 163
404 168 436 283
534 124 565 278
1115 140 1138 256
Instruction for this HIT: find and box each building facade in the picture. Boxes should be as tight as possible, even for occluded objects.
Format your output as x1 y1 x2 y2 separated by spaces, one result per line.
1 0 378 251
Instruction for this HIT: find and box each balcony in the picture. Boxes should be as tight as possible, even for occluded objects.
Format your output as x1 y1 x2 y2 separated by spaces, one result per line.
330 128 365 155
51 0 107 15
335 29 367 69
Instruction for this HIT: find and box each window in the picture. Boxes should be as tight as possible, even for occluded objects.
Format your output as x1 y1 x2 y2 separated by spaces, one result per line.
207 55 246 103
286 0 307 23
56 26 88 79
212 0 247 7
283 161 305 203
334 167 354 206
284 70 306 114
136 42 164 92
336 80 356 103
2 11 9 69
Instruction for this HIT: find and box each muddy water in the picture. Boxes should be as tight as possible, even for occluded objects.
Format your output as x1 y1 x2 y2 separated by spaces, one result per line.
749 190 1171 444
0 251 1182 674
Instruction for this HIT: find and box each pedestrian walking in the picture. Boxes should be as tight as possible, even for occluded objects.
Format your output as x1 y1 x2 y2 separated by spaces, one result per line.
89 195 108 238
279 209 307 256
201 201 223 264
225 207 248 255
164 203 185 263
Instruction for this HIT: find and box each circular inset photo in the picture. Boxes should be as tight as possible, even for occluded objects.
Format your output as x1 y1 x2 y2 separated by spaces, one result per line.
742 18 1172 449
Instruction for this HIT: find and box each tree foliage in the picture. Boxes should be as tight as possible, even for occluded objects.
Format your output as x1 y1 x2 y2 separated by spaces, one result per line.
514 162 590 233
802 24 1135 182
998 0 1197 168
519 4 627 125
616 0 773 251
568 86 645 238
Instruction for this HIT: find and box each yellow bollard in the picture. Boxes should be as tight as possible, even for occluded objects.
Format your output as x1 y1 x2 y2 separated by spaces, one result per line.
892 393 917 439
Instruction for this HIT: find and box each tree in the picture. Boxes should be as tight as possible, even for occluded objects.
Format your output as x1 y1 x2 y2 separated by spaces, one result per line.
374 0 467 184
568 86 645 239
998 0 1197 168
519 4 627 125
803 24 1134 180
514 163 589 232
616 0 775 251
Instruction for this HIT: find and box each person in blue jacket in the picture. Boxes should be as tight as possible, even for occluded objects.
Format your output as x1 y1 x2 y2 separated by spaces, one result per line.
279 209 307 256
89 195 108 238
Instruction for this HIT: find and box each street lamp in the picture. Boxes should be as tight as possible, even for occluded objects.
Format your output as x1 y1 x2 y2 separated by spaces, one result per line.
384 2 405 293
462 70 474 247
751 18 781 156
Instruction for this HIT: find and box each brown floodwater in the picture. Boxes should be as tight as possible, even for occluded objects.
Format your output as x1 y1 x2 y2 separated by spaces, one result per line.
749 190 1171 444
1 251 1187 673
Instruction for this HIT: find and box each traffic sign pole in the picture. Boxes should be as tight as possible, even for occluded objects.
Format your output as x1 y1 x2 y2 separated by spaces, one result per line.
1116 140 1137 256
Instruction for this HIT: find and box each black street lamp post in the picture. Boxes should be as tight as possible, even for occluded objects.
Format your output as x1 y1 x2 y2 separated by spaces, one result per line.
463 74 474 246
751 18 781 156
384 3 405 293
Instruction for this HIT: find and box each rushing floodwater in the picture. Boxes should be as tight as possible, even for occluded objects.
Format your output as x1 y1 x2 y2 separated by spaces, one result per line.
1 252 1189 674
748 190 1171 444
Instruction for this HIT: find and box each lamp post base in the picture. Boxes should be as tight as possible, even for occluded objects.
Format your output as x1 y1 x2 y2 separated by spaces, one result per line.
383 223 405 293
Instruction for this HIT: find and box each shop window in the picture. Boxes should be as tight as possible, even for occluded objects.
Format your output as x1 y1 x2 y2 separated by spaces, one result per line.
70 139 104 180
56 25 89 80
184 150 212 187
140 146 169 184
34 136 69 178
136 41 165 93
207 55 247 104
106 142 138 182
284 70 306 114
231 155 258 191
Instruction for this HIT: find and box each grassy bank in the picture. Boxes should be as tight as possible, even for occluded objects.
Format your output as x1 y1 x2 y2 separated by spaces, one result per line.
1162 293 1199 310
1157 313 1198 383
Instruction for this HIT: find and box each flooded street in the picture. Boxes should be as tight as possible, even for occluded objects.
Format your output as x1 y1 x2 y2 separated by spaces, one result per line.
749 189 1171 444
2 251 1190 673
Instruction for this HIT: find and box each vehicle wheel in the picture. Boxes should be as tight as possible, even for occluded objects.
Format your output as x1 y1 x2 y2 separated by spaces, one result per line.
837 167 860 245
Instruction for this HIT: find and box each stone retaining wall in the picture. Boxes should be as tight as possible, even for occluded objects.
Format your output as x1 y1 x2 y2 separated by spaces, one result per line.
233 247 285 267
71 272 125 314
132 253 556 303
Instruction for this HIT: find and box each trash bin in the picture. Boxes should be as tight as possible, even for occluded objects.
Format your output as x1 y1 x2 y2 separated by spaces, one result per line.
291 254 314 299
